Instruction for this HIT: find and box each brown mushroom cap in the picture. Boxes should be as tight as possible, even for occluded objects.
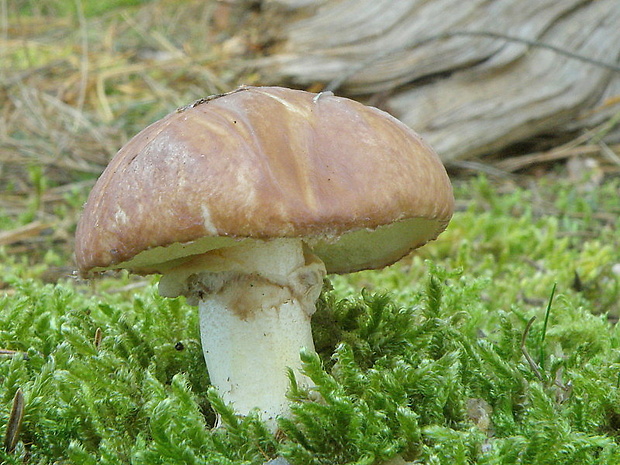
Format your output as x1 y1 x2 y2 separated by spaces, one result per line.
75 86 454 276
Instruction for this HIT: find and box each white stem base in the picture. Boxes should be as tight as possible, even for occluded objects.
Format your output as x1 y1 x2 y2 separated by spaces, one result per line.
161 238 326 427
198 285 314 421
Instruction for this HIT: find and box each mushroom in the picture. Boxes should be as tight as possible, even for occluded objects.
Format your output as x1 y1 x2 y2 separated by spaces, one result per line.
75 86 454 428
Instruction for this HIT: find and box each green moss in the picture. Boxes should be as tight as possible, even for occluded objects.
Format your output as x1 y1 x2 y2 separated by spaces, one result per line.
2 175 620 463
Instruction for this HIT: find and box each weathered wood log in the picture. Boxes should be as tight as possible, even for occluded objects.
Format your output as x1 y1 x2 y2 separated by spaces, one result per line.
260 0 620 162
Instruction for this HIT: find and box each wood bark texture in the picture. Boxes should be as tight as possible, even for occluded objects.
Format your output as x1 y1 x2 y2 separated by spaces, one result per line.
261 0 620 162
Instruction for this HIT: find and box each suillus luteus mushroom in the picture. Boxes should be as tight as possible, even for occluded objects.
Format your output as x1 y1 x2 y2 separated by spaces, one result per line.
75 86 454 429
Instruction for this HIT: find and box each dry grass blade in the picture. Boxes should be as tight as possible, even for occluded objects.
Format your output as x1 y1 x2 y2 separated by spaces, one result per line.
94 327 102 350
0 221 54 246
492 120 620 173
3 388 25 454
521 317 544 382
599 141 620 167
493 145 613 173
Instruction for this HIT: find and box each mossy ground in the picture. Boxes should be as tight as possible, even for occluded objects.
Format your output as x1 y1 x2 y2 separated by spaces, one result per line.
2 1 620 464
2 175 620 464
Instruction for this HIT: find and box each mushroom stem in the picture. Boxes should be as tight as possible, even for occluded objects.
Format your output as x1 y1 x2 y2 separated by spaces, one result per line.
159 239 326 427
